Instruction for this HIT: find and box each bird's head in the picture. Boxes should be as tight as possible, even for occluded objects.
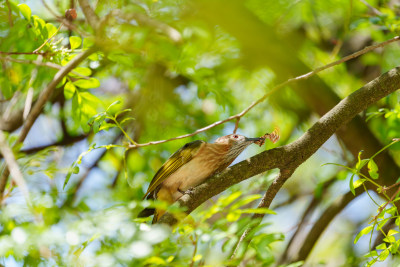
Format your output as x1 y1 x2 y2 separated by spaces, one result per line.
214 134 264 161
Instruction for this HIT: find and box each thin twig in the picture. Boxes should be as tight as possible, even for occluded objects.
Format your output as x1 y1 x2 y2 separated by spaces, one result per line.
117 12 182 43
33 23 63 53
233 118 240 134
128 36 400 149
0 56 91 79
0 130 30 203
5 0 13 27
373 185 400 222
0 51 49 56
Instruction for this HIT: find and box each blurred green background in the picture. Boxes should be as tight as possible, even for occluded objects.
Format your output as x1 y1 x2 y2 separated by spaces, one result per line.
0 0 400 266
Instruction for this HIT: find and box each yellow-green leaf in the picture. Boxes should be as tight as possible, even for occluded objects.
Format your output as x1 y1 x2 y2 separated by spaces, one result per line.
64 82 76 100
46 23 57 38
18 4 31 21
73 78 100 89
353 179 365 189
70 36 82 50
388 229 399 236
72 67 92 77
368 159 379 179
354 225 373 244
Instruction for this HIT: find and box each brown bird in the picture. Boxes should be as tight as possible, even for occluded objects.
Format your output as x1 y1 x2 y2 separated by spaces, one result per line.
138 134 264 223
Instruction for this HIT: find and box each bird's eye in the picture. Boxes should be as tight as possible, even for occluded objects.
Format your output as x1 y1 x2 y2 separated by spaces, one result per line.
233 135 238 139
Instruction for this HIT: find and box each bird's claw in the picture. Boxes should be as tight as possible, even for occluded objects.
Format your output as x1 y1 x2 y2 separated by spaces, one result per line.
178 187 195 196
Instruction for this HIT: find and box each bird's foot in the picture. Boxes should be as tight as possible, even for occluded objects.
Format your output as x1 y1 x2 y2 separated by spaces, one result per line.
178 187 195 196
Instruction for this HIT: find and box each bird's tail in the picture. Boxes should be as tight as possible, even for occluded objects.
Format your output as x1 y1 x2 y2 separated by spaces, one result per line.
138 207 155 218
138 193 155 218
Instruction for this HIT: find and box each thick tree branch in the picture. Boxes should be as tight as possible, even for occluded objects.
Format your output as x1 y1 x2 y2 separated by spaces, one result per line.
158 67 400 226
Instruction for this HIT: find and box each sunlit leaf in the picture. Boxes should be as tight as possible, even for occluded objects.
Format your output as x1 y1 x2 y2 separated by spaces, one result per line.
18 4 31 21
368 159 379 179
70 36 82 50
354 225 373 244
73 78 100 89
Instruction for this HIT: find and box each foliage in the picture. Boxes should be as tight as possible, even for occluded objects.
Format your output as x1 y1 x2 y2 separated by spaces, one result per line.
0 0 400 266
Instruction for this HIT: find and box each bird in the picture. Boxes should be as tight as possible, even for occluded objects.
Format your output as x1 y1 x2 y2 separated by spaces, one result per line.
138 134 264 223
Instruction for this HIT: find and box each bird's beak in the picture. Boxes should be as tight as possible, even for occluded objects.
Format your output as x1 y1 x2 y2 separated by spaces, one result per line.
245 137 264 142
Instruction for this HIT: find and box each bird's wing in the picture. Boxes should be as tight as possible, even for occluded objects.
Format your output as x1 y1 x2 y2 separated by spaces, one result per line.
142 140 205 199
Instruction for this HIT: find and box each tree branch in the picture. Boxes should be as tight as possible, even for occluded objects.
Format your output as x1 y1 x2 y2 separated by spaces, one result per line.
0 130 30 203
158 67 400 227
0 56 90 79
77 0 100 33
127 35 400 150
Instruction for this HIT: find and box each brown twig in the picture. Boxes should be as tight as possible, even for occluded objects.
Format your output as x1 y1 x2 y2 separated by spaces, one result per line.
233 118 240 134
373 185 400 222
5 0 13 27
0 56 91 79
128 35 400 149
0 51 49 56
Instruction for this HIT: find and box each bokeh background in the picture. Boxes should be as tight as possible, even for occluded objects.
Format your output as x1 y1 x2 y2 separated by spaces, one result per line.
1 0 400 266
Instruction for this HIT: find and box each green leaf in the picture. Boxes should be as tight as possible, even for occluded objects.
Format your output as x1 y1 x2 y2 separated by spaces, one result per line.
354 225 373 244
99 123 117 131
106 100 122 113
368 159 379 179
120 117 135 125
353 178 366 189
83 38 95 49
72 92 82 122
70 36 82 50
46 23 57 38
72 67 92 77
388 229 399 236
18 4 31 21
64 82 76 100
379 249 389 261
115 109 132 118
383 235 396 244
73 78 100 89
376 243 387 250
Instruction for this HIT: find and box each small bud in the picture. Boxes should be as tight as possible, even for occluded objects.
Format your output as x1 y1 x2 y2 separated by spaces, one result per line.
65 9 77 21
